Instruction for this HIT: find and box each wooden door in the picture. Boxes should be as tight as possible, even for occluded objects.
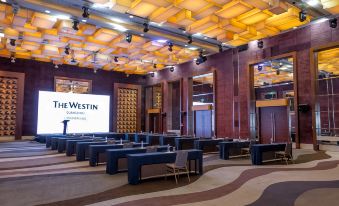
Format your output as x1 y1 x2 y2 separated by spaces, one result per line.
259 106 290 144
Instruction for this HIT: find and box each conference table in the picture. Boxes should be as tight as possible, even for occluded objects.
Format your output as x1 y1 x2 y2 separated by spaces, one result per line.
57 137 92 153
251 143 287 165
65 139 94 156
88 142 150 166
127 149 203 185
194 138 226 153
175 138 199 150
219 140 252 160
159 135 178 146
76 141 108 161
105 146 169 174
89 144 124 166
146 134 163 145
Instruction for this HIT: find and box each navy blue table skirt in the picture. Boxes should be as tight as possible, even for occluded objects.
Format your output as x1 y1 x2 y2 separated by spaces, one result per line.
127 149 203 185
175 138 199 150
219 141 251 160
45 135 66 148
76 142 108 161
135 134 148 143
89 144 124 166
194 139 225 153
251 143 286 165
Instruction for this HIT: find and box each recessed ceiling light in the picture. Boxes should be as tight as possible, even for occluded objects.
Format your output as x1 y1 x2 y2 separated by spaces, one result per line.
184 44 188 47
82 19 87 22
45 10 51 14
140 33 144 36
156 39 167 43
204 37 207 39
129 15 134 18
306 0 319 6
1 0 7 2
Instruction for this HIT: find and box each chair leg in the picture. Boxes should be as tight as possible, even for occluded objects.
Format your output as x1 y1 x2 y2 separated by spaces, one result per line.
186 166 190 183
284 155 288 165
173 168 178 184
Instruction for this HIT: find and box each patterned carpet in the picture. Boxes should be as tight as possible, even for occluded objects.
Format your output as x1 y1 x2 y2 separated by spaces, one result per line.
0 141 338 206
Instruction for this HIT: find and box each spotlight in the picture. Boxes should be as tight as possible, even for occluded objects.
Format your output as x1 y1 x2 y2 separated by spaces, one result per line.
64 46 70 55
143 23 149 33
299 10 307 22
329 18 337 28
169 66 174 72
168 42 173 52
70 58 76 63
276 69 280 75
126 73 130 77
258 65 263 71
54 64 59 69
187 35 193 44
10 56 15 63
153 64 157 69
150 72 155 77
195 50 207 65
72 20 79 31
218 45 223 53
114 56 118 62
82 6 90 18
12 4 19 15
9 39 16 46
125 33 132 43
257 40 263 49
94 68 97 74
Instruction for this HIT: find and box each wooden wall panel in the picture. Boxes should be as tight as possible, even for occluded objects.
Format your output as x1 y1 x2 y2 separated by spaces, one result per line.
146 17 339 147
0 58 145 136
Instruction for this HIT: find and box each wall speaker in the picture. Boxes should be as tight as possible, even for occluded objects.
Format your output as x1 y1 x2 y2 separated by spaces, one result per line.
298 104 310 113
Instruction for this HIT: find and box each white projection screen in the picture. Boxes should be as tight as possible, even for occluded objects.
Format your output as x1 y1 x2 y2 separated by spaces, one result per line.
37 91 110 134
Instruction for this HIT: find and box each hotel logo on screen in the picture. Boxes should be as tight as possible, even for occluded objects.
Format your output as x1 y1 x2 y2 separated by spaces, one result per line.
53 101 98 110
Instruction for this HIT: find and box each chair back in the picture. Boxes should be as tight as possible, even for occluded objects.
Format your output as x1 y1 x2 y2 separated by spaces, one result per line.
174 150 189 168
123 142 134 148
285 142 292 155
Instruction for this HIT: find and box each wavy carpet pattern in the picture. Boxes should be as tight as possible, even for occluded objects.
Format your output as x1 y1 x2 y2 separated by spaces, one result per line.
0 141 338 206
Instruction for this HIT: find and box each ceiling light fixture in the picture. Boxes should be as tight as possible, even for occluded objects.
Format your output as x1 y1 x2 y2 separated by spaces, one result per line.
9 39 16 46
82 19 87 23
82 6 90 18
1 0 7 3
257 40 264 49
168 42 173 52
169 66 174 72
129 15 134 19
153 64 157 69
45 10 51 14
70 58 76 64
150 72 155 77
187 36 193 44
72 19 79 31
258 65 263 71
329 18 337 28
54 64 59 69
12 4 19 15
143 23 149 33
114 56 119 62
125 33 132 43
306 0 319 6
94 68 98 74
299 10 307 22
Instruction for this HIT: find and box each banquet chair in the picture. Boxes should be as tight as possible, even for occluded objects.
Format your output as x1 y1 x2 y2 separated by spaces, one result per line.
275 142 294 165
165 150 190 184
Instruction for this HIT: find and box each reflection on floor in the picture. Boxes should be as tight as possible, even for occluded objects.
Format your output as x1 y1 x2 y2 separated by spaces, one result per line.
0 141 338 206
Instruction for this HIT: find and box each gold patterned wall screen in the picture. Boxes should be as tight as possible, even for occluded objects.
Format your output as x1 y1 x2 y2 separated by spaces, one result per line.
55 77 92 94
116 88 138 133
0 77 17 136
152 86 162 109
